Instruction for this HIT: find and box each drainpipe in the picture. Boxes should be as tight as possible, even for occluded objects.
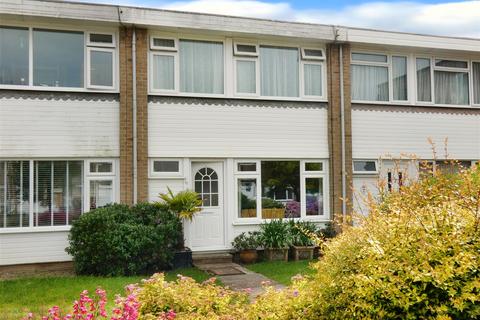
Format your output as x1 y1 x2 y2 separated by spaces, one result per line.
339 44 347 223
132 26 138 204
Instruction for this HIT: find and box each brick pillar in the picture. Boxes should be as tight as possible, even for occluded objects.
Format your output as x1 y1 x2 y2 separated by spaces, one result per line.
134 28 149 203
326 43 353 230
119 27 134 205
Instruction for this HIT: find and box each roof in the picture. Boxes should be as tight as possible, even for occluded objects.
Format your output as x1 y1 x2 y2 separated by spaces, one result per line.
1 0 479 52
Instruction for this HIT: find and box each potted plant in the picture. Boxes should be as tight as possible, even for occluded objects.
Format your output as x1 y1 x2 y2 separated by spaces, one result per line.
259 219 292 261
261 198 285 219
288 220 318 261
232 231 261 264
158 187 202 269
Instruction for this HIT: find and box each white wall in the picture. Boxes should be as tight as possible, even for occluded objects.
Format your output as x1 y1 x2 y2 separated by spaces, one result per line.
0 231 70 265
149 100 329 159
0 96 119 158
352 106 480 160
148 179 186 202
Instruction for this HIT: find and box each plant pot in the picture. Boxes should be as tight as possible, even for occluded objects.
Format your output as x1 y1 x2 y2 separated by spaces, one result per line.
264 248 289 261
291 245 315 261
239 249 258 264
172 247 192 269
262 208 285 219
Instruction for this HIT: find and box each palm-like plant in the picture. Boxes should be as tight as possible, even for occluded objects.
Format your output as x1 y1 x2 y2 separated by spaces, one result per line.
158 187 202 221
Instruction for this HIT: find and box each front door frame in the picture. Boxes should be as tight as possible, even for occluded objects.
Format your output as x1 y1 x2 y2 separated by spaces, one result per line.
185 159 228 251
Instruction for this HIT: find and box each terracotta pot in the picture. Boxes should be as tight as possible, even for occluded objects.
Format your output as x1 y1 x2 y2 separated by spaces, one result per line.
239 249 258 264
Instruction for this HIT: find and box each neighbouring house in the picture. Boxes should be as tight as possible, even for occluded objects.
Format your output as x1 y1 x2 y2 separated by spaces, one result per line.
0 0 479 268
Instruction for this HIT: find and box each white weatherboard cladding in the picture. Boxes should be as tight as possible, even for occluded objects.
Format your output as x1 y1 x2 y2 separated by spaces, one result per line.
148 179 186 202
0 231 71 265
149 101 328 158
0 97 119 157
352 107 480 159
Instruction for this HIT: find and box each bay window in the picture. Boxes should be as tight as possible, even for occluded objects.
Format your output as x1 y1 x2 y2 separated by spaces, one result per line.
416 57 474 106
0 159 117 229
235 160 328 220
0 26 117 90
351 52 408 102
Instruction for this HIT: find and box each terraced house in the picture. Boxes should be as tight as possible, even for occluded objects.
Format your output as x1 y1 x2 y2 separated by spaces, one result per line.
0 0 479 268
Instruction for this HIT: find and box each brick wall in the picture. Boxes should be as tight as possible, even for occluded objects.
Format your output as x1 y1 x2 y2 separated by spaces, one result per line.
326 43 353 230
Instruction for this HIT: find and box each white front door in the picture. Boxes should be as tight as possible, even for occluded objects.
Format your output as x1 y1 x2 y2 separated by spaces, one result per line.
188 161 225 251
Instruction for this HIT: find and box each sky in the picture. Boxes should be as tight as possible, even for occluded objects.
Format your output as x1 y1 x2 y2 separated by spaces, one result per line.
74 0 480 38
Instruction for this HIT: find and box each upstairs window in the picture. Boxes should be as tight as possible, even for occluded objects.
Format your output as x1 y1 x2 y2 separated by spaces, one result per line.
87 33 115 89
351 52 408 102
260 46 299 97
416 57 472 106
0 26 29 85
473 62 480 105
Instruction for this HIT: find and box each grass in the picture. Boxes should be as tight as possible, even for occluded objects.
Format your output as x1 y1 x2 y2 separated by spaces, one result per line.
0 267 212 319
246 260 316 285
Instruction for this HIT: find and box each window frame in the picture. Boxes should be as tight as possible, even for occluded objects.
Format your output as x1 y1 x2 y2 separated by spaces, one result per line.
353 160 379 174
233 42 259 57
150 36 178 51
233 159 329 223
86 159 115 176
0 24 118 92
233 56 260 97
301 48 325 61
351 51 409 104
149 158 184 178
86 32 116 48
149 51 179 94
471 60 480 107
86 176 115 211
414 55 477 108
300 59 326 99
86 46 115 89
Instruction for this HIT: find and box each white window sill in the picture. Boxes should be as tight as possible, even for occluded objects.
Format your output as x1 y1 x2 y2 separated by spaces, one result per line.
232 217 331 226
352 100 478 109
0 226 71 234
0 84 119 94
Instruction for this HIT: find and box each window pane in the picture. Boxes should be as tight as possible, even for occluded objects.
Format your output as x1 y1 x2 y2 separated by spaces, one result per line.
34 161 83 226
305 162 322 171
237 162 257 172
90 180 113 210
153 161 179 173
435 59 468 69
352 53 387 63
306 177 323 216
238 178 257 218
434 71 469 105
0 161 30 228
33 29 84 87
473 62 480 105
416 58 432 102
90 50 113 87
236 44 257 54
261 161 300 219
354 161 377 172
89 33 113 44
179 40 224 94
351 65 388 101
304 64 322 96
0 27 29 85
236 60 256 94
392 56 407 101
152 55 174 90
89 162 112 173
260 46 299 97
194 167 218 207
153 38 175 48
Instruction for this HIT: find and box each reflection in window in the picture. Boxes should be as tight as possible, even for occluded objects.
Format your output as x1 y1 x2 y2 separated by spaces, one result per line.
0 27 29 85
153 161 179 173
306 177 323 216
33 29 84 87
194 167 219 207
261 161 300 218
0 161 30 228
238 178 257 218
90 180 113 210
90 162 112 173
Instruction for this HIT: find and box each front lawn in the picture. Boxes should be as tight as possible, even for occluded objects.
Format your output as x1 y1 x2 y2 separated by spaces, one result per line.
246 260 316 285
0 267 212 319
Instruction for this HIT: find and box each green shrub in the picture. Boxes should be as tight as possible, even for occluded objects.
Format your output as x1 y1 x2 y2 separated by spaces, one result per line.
259 219 293 249
232 231 261 251
66 203 182 276
287 220 318 246
261 197 285 209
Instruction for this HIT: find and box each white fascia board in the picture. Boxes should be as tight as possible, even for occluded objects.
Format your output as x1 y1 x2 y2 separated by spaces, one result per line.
342 27 480 53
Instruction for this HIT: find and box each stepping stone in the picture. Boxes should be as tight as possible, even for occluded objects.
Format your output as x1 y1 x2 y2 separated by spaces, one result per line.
207 265 245 276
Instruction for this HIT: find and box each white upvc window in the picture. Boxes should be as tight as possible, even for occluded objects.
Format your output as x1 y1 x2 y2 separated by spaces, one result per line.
150 37 178 51
0 25 118 91
351 52 408 103
353 160 378 174
149 159 184 178
233 42 259 57
415 57 477 107
234 159 329 221
234 57 260 96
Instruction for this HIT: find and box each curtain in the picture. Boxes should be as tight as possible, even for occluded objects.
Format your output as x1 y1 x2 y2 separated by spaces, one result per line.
392 56 407 101
473 62 480 104
179 40 224 94
152 55 174 90
260 46 299 97
236 60 256 94
416 58 432 102
434 71 469 105
304 64 322 96
351 65 388 101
